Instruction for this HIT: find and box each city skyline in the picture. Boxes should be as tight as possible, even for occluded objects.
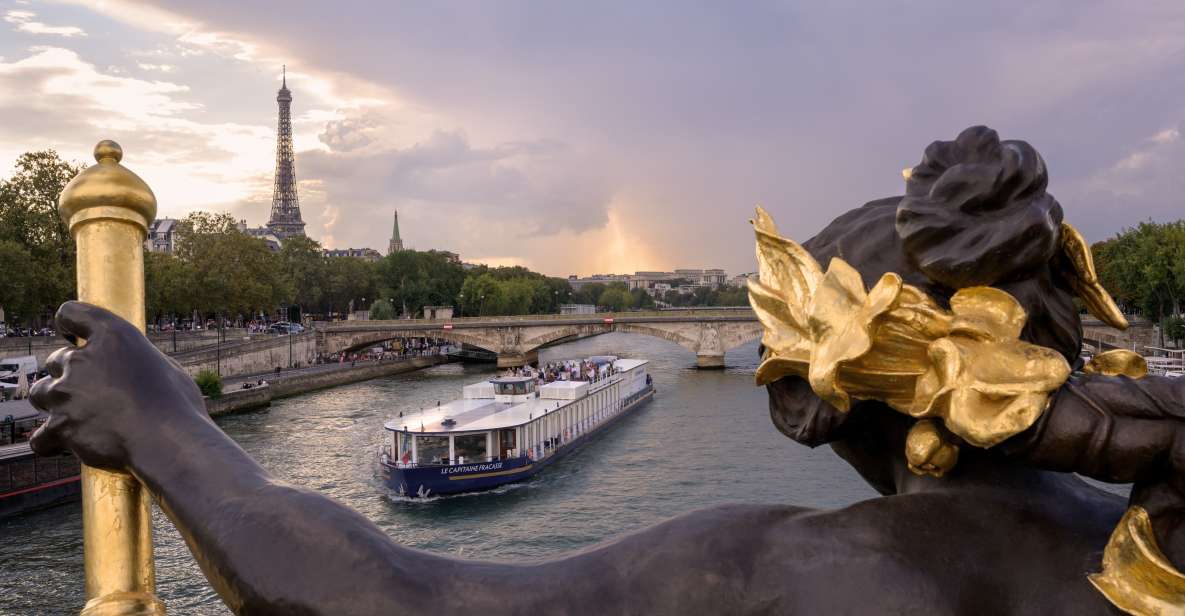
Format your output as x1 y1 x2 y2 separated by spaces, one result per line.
2 2 1185 277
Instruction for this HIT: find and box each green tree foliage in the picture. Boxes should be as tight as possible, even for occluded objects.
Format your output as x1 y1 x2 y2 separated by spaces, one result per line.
1166 316 1185 348
194 369 223 398
660 285 750 308
1094 221 1185 321
369 298 396 320
323 255 378 316
173 212 291 318
279 236 327 312
0 151 84 326
458 273 505 316
144 250 194 323
378 250 466 317
452 268 571 316
597 284 633 311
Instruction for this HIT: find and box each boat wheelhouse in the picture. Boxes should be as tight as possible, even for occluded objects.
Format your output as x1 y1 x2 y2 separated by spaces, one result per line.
381 357 653 497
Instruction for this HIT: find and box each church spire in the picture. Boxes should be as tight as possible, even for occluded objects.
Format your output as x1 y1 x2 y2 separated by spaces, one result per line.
388 210 403 254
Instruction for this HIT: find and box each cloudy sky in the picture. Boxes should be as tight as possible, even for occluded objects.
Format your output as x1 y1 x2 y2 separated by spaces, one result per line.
1 1 1183 277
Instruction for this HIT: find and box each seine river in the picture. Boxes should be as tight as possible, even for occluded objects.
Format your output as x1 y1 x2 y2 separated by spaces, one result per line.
0 334 876 615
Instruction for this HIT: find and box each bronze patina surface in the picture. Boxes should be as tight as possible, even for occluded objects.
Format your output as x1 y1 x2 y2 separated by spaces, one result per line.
30 128 1185 615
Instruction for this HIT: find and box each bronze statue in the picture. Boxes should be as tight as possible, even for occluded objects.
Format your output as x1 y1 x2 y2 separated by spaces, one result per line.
31 127 1185 614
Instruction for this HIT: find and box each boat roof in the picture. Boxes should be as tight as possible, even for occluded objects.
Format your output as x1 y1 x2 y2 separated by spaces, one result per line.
613 358 648 371
386 378 619 434
383 357 648 435
0 399 39 421
490 376 535 384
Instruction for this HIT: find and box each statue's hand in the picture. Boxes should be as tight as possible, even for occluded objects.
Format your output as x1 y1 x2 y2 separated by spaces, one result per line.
29 301 208 471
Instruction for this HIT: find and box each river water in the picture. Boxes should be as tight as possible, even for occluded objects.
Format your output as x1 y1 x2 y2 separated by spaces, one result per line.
0 334 877 615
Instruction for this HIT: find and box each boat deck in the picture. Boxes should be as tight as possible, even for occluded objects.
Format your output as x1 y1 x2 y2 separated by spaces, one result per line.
385 375 622 434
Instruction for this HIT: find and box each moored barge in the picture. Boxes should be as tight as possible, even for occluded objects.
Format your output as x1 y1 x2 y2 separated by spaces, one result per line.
0 399 81 518
380 357 653 497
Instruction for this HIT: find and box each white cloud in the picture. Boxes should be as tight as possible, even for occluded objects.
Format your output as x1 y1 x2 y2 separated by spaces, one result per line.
0 47 274 216
136 62 176 73
4 10 86 37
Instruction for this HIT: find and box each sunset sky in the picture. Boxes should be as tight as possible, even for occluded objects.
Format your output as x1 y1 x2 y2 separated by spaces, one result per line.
2 1 1184 277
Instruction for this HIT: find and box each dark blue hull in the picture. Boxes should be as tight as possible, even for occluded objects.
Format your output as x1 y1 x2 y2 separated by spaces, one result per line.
382 386 655 497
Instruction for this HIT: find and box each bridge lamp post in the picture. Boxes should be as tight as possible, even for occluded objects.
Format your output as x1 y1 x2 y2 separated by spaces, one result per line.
457 293 464 316
480 294 486 317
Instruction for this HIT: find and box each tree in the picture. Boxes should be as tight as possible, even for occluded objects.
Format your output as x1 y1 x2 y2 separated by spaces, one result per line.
1095 221 1185 344
629 288 655 310
370 298 396 320
279 236 327 315
174 212 290 319
597 287 632 312
144 250 195 325
323 256 378 317
194 369 223 399
458 274 504 316
0 240 37 325
0 151 85 326
1165 316 1185 348
378 250 465 317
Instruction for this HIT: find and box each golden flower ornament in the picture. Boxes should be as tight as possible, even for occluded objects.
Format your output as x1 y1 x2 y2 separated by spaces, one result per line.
748 206 1072 456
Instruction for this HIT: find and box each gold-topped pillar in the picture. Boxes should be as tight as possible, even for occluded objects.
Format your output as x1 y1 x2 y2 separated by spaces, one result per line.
58 141 165 616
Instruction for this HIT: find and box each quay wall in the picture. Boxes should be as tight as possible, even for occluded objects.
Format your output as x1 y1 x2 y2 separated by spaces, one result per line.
1081 316 1159 351
178 333 318 377
205 356 448 417
207 384 272 417
0 329 259 365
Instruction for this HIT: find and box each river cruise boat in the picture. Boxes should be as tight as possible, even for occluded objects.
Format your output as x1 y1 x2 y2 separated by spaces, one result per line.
381 357 654 497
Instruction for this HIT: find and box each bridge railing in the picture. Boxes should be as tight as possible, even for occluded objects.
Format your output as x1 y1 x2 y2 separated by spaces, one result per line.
319 308 756 330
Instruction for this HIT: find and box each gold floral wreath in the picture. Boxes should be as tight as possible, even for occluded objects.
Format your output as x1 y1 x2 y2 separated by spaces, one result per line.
747 206 1128 474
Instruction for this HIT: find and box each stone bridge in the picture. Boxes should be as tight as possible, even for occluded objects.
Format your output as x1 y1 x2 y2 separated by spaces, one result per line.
318 309 762 368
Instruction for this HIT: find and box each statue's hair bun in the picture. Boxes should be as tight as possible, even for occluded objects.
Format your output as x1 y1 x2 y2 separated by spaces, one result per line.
896 126 1063 289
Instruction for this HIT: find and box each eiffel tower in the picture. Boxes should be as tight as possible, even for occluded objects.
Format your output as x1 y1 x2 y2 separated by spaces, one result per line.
267 66 305 239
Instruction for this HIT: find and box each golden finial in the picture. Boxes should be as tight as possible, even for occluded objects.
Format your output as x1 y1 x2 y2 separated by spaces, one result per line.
902 167 913 181
58 140 157 233
94 140 122 163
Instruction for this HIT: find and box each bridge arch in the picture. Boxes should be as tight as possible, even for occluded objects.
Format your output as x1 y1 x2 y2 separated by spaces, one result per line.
317 312 764 369
326 329 502 357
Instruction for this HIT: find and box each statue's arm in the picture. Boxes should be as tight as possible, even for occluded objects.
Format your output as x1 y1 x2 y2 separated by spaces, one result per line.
1002 373 1185 567
1002 373 1185 485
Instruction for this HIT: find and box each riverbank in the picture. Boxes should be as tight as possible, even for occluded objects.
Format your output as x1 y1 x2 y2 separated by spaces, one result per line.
205 355 451 416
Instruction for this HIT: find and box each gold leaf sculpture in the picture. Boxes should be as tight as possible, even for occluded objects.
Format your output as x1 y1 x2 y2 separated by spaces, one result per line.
748 206 1071 454
1060 222 1129 330
1089 506 1185 616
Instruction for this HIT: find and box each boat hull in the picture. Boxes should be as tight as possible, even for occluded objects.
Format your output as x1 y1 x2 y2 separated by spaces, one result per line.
0 452 81 518
382 386 655 497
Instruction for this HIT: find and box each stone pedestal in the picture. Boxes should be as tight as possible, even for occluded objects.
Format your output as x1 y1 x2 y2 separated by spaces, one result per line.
497 349 538 369
696 353 725 369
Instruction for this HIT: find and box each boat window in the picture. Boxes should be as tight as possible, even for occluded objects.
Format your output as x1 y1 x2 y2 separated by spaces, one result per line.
514 381 528 395
499 429 516 459
397 433 413 464
454 433 487 463
416 435 449 465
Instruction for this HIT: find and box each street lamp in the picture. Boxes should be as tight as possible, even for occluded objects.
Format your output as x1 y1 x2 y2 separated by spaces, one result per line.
458 293 464 316
479 294 486 317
